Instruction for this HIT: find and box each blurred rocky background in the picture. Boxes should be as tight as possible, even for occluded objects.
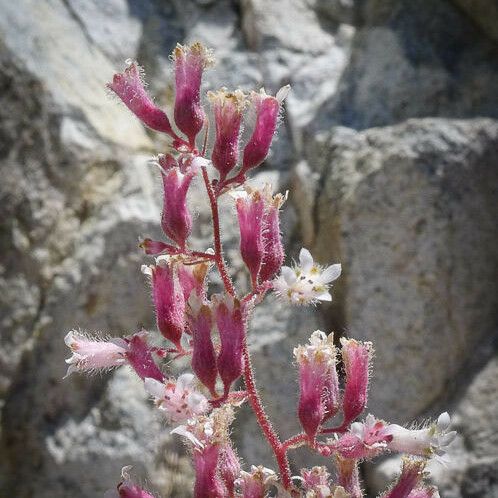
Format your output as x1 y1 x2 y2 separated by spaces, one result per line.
1 0 497 496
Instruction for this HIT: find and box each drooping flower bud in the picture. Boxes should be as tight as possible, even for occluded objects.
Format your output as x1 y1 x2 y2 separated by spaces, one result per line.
214 295 245 396
242 85 289 173
125 331 164 382
340 338 373 429
335 456 362 498
105 466 156 498
274 248 341 305
188 297 218 396
64 330 128 378
159 154 195 249
236 465 278 498
144 373 208 423
385 412 456 460
208 89 246 181
108 60 177 138
259 186 287 283
142 256 185 350
380 459 426 498
172 43 214 146
234 188 265 288
219 444 241 497
294 330 337 441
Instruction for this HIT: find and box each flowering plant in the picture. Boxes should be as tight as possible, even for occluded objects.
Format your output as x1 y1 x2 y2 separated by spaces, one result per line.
65 42 455 497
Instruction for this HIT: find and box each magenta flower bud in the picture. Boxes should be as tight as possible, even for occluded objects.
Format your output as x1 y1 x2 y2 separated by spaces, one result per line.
159 155 195 249
193 444 226 498
125 331 164 382
215 296 245 396
172 43 214 146
139 238 172 255
235 188 265 288
242 85 289 172
381 459 426 498
208 89 246 181
294 331 336 441
259 186 287 282
188 299 218 396
64 330 128 378
335 456 362 498
108 61 176 138
142 256 185 350
340 338 373 428
105 466 156 498
407 487 439 498
219 444 241 497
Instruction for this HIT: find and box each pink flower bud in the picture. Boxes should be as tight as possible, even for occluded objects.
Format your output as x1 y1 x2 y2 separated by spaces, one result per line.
381 459 426 498
188 300 218 396
236 466 277 498
242 86 289 172
215 296 245 396
142 256 185 350
108 61 176 138
139 238 172 255
408 487 439 498
335 456 362 498
64 330 128 378
125 331 164 382
105 466 156 498
172 43 214 146
208 89 246 181
144 373 208 423
235 189 265 288
259 188 287 282
340 338 372 429
300 466 332 498
219 444 241 497
294 331 336 441
159 155 195 249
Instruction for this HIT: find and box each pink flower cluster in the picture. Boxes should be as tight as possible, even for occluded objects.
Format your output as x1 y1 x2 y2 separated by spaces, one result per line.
64 42 455 497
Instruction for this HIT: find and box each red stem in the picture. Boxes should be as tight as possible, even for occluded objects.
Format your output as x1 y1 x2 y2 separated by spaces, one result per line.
201 166 236 296
282 433 307 452
242 340 293 490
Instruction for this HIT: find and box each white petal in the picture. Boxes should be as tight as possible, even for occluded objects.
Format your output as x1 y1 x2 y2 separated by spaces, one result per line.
190 156 211 170
439 431 457 447
350 422 363 438
299 248 314 272
64 330 76 347
320 264 342 283
171 425 203 448
276 84 291 103
176 373 195 391
315 292 332 301
63 364 77 379
109 337 128 349
144 378 165 399
141 264 153 276
437 412 451 431
280 266 297 284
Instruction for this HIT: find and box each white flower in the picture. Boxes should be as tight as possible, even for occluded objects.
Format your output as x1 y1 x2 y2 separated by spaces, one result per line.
293 330 336 366
386 412 457 460
64 330 128 378
144 373 208 424
274 248 341 305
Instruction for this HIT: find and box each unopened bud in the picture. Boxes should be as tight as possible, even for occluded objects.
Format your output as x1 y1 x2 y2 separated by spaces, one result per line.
381 459 426 498
125 331 164 382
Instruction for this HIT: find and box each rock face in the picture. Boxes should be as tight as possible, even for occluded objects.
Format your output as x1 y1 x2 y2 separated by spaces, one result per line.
1 0 498 497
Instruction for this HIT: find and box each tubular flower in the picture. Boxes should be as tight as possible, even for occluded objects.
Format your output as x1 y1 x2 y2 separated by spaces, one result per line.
385 412 457 460
105 466 156 498
208 88 247 181
274 248 341 305
340 338 373 429
124 331 164 382
172 42 214 145
144 373 208 424
294 330 337 441
242 85 290 173
259 185 287 282
188 296 218 396
158 154 195 249
107 60 176 138
219 444 241 497
234 187 266 287
335 456 362 498
214 295 246 396
64 330 128 378
380 459 427 498
142 256 185 350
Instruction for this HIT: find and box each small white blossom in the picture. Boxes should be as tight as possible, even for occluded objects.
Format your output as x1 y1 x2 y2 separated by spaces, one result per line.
386 412 457 460
144 373 208 424
274 248 341 305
